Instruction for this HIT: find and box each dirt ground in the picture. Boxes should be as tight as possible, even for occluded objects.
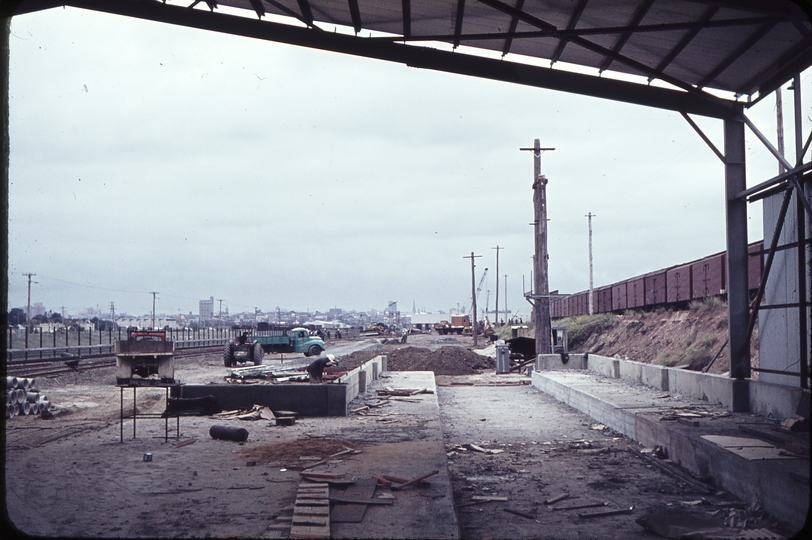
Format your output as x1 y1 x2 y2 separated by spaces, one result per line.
3 333 791 539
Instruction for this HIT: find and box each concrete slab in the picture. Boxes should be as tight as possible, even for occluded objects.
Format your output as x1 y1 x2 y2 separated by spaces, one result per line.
701 435 776 448
531 368 810 531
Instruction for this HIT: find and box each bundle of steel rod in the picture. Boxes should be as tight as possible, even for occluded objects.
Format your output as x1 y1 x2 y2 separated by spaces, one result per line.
5 377 51 418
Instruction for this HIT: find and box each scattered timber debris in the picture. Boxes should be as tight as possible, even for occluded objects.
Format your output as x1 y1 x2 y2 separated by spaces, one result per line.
376 387 434 397
447 443 505 455
290 482 330 539
544 493 569 505
578 506 634 519
390 470 439 491
503 508 536 520
212 405 276 421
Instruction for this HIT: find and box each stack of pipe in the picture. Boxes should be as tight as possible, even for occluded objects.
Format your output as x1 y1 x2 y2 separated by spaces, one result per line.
5 377 50 418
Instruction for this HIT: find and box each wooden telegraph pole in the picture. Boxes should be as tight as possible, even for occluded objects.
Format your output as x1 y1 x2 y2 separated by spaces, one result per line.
521 140 554 356
464 252 482 346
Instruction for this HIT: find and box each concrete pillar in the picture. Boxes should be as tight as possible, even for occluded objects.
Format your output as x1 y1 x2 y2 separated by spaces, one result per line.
724 113 751 410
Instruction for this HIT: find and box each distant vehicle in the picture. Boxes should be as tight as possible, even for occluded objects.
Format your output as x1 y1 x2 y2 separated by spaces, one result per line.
434 315 471 335
223 327 325 367
115 330 175 385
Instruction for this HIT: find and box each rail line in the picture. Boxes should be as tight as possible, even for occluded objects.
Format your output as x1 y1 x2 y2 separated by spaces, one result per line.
5 344 224 378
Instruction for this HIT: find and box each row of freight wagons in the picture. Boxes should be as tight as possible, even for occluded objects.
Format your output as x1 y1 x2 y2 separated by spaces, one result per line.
551 241 764 319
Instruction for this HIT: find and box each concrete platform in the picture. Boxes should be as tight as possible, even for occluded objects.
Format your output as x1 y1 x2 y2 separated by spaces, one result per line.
531 368 810 532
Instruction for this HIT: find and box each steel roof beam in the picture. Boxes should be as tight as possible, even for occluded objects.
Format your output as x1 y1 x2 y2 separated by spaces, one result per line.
501 0 524 57
650 5 718 79
264 0 316 29
550 0 587 65
738 39 812 101
598 0 654 73
477 0 704 97
401 0 411 37
697 22 775 89
453 0 466 49
347 0 362 34
297 0 314 27
12 0 736 118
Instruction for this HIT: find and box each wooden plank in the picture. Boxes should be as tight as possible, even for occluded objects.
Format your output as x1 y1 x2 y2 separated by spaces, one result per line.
330 478 378 523
329 496 393 505
391 470 439 491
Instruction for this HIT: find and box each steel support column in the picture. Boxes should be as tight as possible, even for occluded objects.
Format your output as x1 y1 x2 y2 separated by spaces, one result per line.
724 113 750 411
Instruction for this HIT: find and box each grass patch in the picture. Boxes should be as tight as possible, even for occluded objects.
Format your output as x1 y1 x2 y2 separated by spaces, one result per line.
689 296 724 311
560 313 618 349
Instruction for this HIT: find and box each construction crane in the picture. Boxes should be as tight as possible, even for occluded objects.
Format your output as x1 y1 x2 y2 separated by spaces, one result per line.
464 268 488 316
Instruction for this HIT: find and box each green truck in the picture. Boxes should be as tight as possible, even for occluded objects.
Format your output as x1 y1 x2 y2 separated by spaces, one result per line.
223 327 326 367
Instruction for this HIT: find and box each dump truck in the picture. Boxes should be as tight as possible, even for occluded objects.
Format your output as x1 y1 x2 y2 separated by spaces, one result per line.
223 327 325 367
434 315 471 335
115 330 175 385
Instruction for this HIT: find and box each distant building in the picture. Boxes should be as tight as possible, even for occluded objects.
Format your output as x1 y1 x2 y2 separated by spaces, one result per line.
199 296 214 323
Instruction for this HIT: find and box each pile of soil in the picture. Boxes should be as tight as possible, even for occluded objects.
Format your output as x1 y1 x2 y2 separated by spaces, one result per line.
337 346 492 376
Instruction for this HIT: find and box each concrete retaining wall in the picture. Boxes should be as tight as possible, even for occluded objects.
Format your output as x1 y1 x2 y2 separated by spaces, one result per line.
536 353 806 418
174 355 387 417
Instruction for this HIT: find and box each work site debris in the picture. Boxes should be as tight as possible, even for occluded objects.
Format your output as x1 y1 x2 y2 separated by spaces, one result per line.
5 377 51 418
447 443 505 455
544 493 569 505
376 387 434 397
209 425 249 442
225 365 309 382
290 482 330 539
578 506 634 519
212 405 276 421
391 470 439 491
503 508 536 520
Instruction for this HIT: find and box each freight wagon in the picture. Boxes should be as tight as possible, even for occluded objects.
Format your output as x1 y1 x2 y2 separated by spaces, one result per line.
551 241 764 318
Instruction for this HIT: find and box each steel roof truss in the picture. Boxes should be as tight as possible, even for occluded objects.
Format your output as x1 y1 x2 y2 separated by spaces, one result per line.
296 0 314 26
401 0 411 37
347 0 362 34
453 0 466 49
680 112 724 163
649 5 718 81
550 0 588 65
248 0 265 18
697 22 776 89
597 0 655 73
740 111 793 170
264 0 315 28
501 0 524 57
477 0 702 96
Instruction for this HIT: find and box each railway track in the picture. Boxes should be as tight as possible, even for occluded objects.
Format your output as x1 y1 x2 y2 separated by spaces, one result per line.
5 344 224 378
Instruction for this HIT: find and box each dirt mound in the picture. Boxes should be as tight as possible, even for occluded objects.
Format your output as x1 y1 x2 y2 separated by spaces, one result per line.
337 346 492 375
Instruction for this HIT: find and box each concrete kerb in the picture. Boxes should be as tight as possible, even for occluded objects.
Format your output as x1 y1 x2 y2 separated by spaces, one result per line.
530 369 809 531
538 353 805 419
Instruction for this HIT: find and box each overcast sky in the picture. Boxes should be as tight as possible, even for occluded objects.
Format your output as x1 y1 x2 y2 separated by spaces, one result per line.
6 5 809 320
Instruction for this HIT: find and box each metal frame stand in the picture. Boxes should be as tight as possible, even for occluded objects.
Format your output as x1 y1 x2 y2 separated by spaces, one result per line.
118 383 181 443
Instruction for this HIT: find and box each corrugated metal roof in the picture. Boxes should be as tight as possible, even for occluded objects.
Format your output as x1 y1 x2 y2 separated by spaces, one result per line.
207 0 811 98
10 0 812 111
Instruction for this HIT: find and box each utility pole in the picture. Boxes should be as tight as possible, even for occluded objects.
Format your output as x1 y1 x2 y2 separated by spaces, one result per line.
149 292 159 329
22 273 36 348
504 274 508 325
492 245 502 326
520 139 554 356
586 212 595 315
464 252 482 346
